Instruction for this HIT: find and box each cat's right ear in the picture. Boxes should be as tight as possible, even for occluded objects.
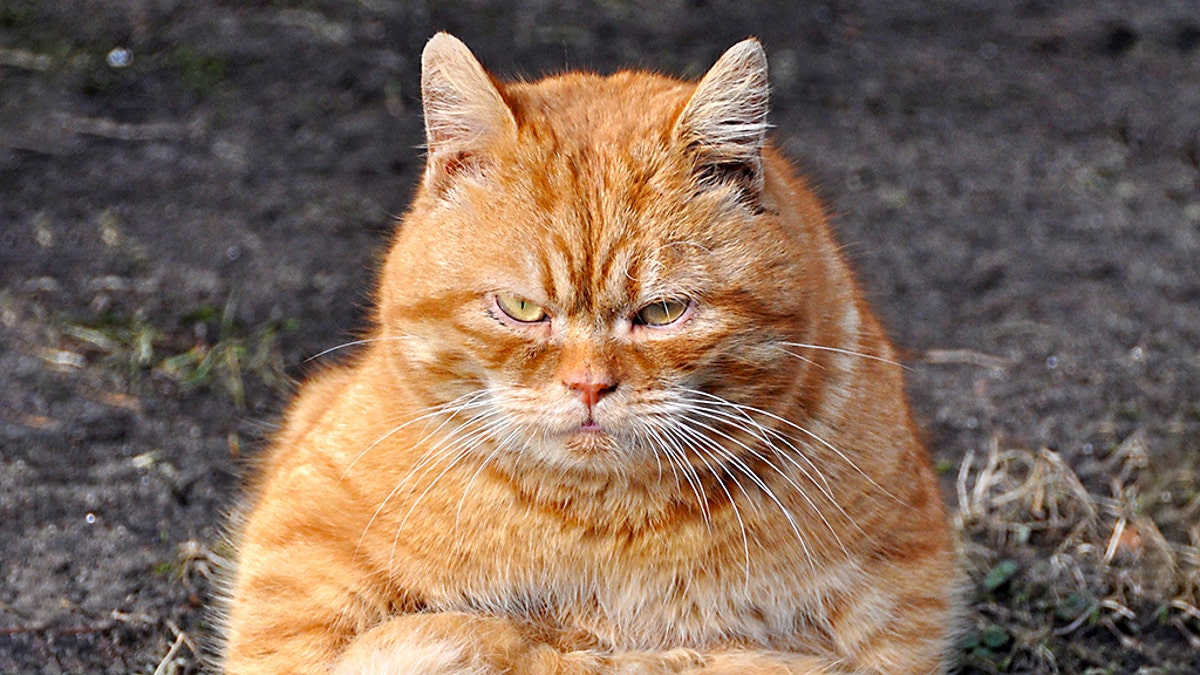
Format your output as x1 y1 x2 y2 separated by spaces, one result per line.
420 33 516 195
674 38 770 205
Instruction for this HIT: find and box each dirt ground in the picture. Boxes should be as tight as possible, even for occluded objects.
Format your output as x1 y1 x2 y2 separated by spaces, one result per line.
2 1 1198 673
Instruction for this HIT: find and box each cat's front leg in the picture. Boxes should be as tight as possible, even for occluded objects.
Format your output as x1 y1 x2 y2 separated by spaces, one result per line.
685 651 842 675
686 646 945 674
331 612 593 675
333 614 714 675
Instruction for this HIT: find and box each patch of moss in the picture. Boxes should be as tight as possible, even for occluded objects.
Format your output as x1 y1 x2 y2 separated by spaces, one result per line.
152 561 177 577
170 45 228 97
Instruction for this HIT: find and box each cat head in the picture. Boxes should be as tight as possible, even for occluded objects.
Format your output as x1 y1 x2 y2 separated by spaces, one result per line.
376 34 840 478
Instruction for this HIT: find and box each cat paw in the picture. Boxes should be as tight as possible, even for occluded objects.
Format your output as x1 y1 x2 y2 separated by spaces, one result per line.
693 651 842 675
603 648 709 674
333 638 490 675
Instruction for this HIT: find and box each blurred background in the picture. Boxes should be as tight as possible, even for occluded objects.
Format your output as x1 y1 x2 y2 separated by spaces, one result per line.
1 1 1198 672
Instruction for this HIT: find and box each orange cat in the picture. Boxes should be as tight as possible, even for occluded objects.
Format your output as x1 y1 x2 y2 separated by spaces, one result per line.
220 33 958 674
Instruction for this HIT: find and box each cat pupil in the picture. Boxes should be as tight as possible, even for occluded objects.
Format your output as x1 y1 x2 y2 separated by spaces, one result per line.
497 295 546 323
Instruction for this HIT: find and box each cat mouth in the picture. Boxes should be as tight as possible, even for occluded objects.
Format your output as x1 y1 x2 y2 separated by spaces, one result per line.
562 417 616 454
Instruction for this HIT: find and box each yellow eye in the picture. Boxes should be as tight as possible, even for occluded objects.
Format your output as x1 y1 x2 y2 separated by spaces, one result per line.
635 299 690 327
496 295 547 323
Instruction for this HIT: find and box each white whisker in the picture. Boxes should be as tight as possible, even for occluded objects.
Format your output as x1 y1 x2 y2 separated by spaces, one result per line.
669 422 754 585
778 348 822 368
342 389 492 479
639 418 711 525
674 415 811 554
388 412 507 566
353 391 495 558
683 388 901 506
453 419 521 528
305 334 421 363
778 341 909 370
679 396 854 553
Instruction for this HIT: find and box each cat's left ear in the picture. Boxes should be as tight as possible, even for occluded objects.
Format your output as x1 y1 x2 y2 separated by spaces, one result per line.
420 33 517 194
674 38 770 200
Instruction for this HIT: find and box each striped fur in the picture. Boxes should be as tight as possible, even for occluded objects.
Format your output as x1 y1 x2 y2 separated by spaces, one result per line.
219 33 959 674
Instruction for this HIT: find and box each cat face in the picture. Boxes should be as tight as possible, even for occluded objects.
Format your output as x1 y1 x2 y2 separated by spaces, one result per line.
377 37 823 475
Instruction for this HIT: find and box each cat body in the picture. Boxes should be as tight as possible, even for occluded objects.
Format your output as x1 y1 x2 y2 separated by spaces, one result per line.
221 34 957 674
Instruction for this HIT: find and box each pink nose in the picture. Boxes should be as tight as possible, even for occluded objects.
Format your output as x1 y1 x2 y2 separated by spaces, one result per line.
569 380 617 409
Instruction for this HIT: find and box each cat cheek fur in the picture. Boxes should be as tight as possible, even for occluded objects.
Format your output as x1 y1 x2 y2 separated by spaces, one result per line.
219 32 959 675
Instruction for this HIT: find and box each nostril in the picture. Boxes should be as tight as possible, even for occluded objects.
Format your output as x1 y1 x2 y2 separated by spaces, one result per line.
568 380 617 408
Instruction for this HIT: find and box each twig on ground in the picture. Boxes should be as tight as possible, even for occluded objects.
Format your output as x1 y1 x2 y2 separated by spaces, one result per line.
922 348 1012 369
151 627 189 675
51 112 205 142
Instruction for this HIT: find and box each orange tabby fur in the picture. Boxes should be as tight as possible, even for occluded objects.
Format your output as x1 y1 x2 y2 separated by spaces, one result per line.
220 33 958 674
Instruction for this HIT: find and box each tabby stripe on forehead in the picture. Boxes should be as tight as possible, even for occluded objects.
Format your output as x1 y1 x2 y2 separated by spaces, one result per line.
537 244 558 304
620 244 644 310
540 230 578 310
567 231 594 315
598 238 642 316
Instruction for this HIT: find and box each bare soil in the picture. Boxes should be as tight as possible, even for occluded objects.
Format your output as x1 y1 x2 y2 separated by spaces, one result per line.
2 1 1198 673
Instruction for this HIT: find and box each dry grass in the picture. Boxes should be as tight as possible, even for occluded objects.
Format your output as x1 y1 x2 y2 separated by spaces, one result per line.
955 434 1200 672
55 295 293 408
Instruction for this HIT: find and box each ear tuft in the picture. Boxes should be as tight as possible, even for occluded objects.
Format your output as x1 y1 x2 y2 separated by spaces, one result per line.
420 33 516 192
674 39 770 200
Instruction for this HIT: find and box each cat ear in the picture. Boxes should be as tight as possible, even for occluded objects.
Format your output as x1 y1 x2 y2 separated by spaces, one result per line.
674 38 770 200
420 33 516 192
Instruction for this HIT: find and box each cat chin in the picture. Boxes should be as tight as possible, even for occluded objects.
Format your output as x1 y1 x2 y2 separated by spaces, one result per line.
507 429 646 475
562 428 619 456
